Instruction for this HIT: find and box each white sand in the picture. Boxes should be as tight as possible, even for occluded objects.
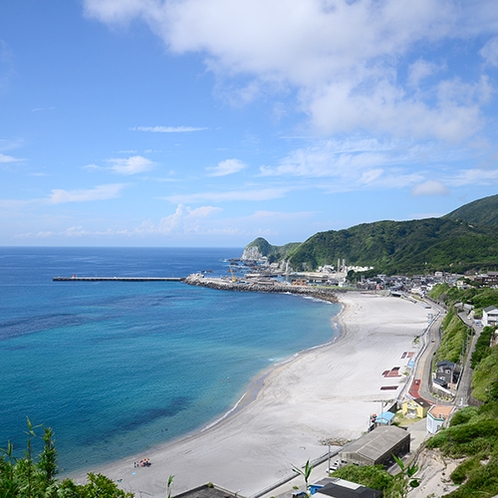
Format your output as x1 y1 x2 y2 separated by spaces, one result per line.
71 292 429 498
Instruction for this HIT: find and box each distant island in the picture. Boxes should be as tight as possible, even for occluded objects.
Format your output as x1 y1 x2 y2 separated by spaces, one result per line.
242 193 498 276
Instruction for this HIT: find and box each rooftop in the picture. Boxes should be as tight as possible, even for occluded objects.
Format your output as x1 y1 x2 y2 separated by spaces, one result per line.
340 425 409 461
428 405 455 420
174 484 242 498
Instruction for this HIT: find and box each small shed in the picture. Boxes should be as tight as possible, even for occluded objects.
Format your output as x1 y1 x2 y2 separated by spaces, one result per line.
427 405 455 434
375 411 395 426
401 397 432 418
338 425 410 468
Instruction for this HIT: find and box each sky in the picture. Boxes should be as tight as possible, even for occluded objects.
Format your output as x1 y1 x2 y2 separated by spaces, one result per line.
1 0 498 247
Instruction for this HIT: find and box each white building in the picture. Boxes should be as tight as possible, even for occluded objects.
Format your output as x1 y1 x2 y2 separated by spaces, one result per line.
427 405 455 434
482 306 498 327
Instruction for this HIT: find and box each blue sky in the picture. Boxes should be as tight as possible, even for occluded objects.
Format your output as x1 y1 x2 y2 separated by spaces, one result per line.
1 0 498 247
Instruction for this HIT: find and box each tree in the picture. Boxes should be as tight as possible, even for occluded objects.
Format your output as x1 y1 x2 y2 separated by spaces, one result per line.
0 420 134 497
384 455 420 498
292 459 314 495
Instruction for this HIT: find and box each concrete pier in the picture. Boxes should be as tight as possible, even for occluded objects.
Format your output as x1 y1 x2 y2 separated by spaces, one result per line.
53 276 185 282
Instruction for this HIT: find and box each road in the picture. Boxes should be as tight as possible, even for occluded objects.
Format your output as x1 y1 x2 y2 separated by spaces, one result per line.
409 301 447 405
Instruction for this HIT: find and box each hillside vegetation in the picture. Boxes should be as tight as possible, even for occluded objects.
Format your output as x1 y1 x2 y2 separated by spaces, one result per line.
433 308 470 365
421 283 498 496
242 237 300 262
444 193 498 227
244 194 498 274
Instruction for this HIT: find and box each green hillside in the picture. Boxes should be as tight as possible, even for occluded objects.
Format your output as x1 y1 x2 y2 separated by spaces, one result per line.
243 194 498 274
444 193 498 227
286 218 498 274
243 237 300 262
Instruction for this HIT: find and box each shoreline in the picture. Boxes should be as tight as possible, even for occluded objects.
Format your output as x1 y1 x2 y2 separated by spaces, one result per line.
71 291 429 497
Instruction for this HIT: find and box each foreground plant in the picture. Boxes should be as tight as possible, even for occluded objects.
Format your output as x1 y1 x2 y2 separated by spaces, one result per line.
0 418 133 497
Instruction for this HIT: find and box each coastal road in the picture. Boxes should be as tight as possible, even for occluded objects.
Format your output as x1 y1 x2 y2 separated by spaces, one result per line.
418 313 445 404
408 300 447 405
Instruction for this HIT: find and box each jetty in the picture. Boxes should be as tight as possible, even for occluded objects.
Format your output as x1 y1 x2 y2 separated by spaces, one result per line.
184 274 339 302
53 276 184 282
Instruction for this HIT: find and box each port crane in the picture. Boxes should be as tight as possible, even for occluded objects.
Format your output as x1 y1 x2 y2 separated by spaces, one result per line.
229 264 237 283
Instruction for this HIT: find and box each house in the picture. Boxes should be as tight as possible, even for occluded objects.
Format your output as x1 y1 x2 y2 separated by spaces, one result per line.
435 360 461 387
426 405 455 434
339 425 410 468
311 477 382 498
401 397 432 418
482 306 498 327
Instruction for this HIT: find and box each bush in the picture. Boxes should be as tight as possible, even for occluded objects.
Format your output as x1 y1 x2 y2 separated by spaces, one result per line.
331 464 393 491
450 407 479 427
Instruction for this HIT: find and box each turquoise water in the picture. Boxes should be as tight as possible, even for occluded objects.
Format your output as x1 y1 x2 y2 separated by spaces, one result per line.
0 247 340 472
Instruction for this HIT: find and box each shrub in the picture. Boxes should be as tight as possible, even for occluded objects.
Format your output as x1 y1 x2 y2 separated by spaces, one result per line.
450 407 478 427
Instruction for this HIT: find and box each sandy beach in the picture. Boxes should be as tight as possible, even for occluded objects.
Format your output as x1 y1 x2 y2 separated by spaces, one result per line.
72 291 430 497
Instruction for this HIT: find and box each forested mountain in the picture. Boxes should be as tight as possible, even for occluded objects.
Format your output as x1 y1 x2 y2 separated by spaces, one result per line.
242 237 300 262
444 193 498 226
244 194 498 274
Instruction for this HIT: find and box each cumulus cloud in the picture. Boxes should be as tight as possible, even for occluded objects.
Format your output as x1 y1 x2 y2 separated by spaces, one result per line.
48 183 126 204
155 204 221 234
411 180 449 197
83 0 492 142
206 158 247 177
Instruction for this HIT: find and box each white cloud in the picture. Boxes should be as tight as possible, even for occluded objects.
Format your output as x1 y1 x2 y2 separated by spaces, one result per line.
260 138 423 183
48 183 126 204
35 226 92 238
206 158 247 177
407 59 443 87
0 153 21 163
83 0 491 141
411 180 449 196
449 168 498 187
155 204 221 234
107 155 155 175
133 126 208 133
480 37 498 66
165 187 289 204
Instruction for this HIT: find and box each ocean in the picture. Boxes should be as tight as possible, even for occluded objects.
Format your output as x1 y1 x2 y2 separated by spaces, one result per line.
0 247 340 473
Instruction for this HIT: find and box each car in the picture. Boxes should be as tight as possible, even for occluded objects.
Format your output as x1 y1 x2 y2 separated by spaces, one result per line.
327 459 341 472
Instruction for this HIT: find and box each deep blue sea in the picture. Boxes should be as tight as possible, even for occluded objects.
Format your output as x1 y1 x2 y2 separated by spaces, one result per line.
0 247 340 473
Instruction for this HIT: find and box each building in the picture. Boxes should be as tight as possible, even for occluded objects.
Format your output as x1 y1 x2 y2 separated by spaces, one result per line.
174 483 242 498
374 411 395 426
482 306 498 327
401 397 432 418
338 425 410 468
311 477 382 498
426 405 455 434
435 360 461 388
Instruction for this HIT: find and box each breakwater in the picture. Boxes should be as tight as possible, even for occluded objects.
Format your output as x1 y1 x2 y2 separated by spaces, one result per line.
53 276 184 282
184 274 339 302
